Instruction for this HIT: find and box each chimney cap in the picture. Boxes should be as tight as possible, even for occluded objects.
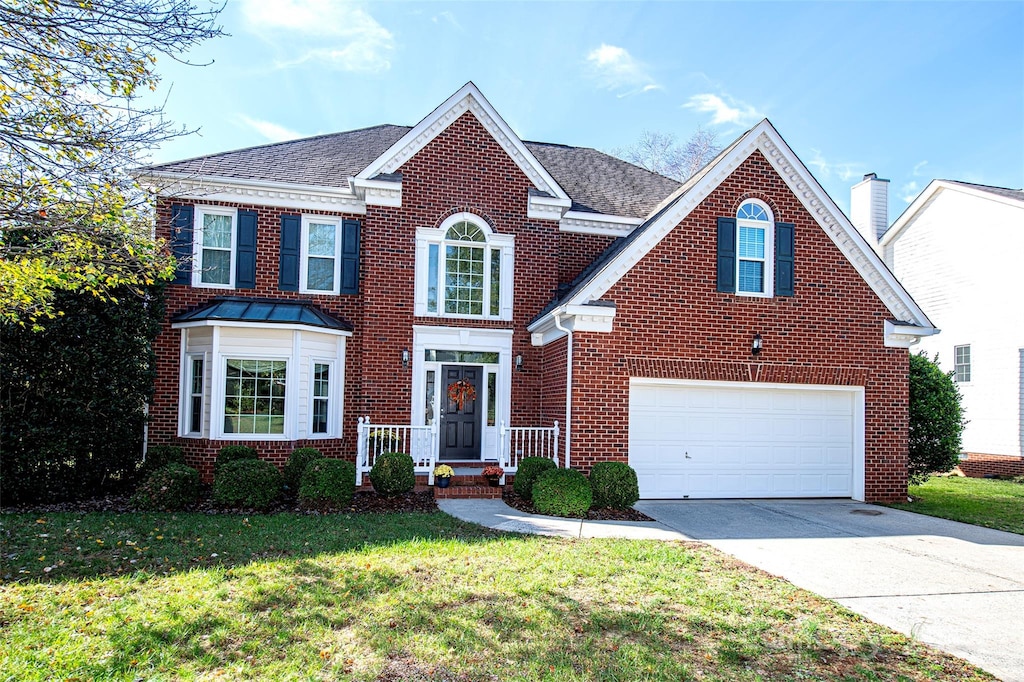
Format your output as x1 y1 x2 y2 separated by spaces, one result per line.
861 172 890 183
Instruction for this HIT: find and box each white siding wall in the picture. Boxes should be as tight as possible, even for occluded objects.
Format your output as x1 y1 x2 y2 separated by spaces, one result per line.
886 188 1024 456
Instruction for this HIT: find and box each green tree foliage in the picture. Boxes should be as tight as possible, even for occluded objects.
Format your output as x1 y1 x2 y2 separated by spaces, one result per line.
0 0 223 326
909 352 967 484
0 285 165 504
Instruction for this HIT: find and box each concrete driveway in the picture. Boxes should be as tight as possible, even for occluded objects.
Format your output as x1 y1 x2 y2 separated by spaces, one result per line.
635 499 1024 682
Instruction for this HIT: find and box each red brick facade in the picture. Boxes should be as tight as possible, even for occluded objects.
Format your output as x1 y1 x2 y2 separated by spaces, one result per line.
149 111 914 502
956 453 1024 478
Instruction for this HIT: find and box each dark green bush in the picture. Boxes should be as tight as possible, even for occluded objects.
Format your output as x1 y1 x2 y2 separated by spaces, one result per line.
284 447 324 491
130 463 200 511
215 445 259 474
910 353 967 484
369 452 415 496
589 462 640 510
513 456 557 500
213 459 282 510
532 468 593 517
140 444 185 478
299 458 356 507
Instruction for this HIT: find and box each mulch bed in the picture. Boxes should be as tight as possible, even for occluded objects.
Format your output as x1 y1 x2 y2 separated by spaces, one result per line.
502 489 653 522
1 488 439 516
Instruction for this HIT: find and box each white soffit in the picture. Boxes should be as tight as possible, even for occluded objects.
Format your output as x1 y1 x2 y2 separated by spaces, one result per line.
141 172 367 214
560 119 935 332
356 82 570 203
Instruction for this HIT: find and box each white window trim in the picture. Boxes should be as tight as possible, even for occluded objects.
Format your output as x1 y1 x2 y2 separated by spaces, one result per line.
736 200 774 298
217 352 293 440
308 358 338 438
300 215 342 295
414 212 514 321
185 352 206 436
192 205 237 289
954 344 972 383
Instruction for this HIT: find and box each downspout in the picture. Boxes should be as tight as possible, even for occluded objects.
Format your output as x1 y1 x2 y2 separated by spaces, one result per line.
553 313 572 470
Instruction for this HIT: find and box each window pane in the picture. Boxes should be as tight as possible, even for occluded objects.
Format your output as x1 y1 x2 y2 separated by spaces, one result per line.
445 221 485 242
424 370 435 426
738 260 764 293
203 214 232 248
737 202 769 221
308 222 336 256
307 256 335 291
201 248 231 284
189 357 204 433
739 227 765 259
223 358 286 434
427 244 438 312
487 372 496 427
444 243 484 314
490 248 501 316
423 350 500 364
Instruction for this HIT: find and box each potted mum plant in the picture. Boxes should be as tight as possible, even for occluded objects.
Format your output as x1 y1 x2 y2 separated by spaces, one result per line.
481 465 505 487
433 464 455 488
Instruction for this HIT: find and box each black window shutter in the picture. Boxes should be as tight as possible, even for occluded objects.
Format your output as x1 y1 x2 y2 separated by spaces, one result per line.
716 217 737 293
235 210 258 289
279 214 301 291
170 204 194 285
775 221 795 297
339 219 360 294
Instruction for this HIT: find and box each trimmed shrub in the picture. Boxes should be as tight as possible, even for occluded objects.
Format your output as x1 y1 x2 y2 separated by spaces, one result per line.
910 352 967 484
130 463 200 511
213 459 282 510
589 462 640 510
299 458 356 507
285 447 324 491
215 445 259 474
532 468 593 517
369 452 416 496
513 456 557 500
140 445 185 478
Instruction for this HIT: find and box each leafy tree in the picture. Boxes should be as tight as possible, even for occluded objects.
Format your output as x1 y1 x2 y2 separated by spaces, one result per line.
0 0 223 326
613 127 722 181
0 285 166 504
908 352 967 484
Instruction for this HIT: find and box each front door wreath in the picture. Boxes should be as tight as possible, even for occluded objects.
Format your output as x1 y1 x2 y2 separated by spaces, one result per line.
447 379 477 412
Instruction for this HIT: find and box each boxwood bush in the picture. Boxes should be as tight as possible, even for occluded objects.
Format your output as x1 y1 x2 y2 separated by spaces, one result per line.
130 463 200 511
299 458 356 507
589 461 640 510
369 452 416 496
213 459 282 510
532 468 592 517
284 447 324 491
215 445 259 474
512 456 557 500
140 444 185 478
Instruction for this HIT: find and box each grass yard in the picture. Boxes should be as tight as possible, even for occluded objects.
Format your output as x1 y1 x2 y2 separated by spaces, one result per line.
1 512 992 681
889 476 1024 535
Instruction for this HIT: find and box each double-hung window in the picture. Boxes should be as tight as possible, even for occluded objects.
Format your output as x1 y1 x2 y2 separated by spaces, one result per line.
187 355 205 435
301 217 342 294
736 202 773 296
415 213 514 319
954 344 971 382
223 359 287 435
310 362 331 435
193 206 236 288
717 201 793 297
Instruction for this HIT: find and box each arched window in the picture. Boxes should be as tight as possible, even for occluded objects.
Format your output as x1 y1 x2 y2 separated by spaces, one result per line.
416 213 514 319
735 200 774 295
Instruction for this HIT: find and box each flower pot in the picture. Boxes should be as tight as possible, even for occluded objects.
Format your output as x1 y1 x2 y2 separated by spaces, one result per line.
485 476 501 488
436 476 451 489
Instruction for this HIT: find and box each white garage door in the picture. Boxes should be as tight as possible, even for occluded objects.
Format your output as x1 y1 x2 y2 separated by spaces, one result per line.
629 381 859 499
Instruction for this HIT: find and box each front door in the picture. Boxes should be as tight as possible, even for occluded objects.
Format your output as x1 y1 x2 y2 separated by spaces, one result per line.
440 364 482 460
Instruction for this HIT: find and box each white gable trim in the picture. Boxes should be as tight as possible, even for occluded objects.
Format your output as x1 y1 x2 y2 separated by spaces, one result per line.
537 120 935 335
881 179 1024 249
559 211 643 237
356 82 570 203
142 172 366 214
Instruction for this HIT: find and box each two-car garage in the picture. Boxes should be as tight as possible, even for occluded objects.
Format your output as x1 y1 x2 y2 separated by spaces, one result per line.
628 380 864 500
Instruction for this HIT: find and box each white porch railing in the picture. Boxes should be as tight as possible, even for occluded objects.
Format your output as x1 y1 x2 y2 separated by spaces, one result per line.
356 417 438 485
499 421 560 477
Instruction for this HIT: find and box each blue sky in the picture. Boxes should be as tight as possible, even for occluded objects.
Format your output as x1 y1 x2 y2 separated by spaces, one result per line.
148 0 1023 218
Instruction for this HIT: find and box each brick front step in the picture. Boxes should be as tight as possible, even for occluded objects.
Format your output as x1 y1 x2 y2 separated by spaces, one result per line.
434 483 504 499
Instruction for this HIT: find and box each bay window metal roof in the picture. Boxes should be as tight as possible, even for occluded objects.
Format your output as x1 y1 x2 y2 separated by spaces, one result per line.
171 297 352 331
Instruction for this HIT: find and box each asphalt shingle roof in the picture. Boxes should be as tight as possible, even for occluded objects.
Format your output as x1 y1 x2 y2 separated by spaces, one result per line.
941 180 1024 203
144 124 680 219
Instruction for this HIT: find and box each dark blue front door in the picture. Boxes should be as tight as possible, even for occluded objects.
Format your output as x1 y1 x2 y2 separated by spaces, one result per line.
440 365 482 460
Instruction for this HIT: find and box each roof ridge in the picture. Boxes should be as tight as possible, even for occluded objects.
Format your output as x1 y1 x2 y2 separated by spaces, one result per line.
940 179 1024 192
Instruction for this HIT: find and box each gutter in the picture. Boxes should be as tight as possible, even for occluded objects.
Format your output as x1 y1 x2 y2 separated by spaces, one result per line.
552 313 573 470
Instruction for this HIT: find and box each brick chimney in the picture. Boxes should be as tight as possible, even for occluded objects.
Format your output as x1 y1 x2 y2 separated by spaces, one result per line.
850 173 889 253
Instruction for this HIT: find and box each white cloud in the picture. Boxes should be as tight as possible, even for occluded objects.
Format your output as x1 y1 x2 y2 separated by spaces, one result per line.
432 10 462 31
238 115 303 143
806 148 864 183
238 0 394 73
911 160 929 176
585 44 660 96
683 93 763 127
901 181 921 203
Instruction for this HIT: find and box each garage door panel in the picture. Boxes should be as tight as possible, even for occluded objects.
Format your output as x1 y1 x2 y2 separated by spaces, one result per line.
629 382 857 499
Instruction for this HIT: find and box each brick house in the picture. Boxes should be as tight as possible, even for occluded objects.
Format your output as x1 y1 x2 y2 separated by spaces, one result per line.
141 83 935 503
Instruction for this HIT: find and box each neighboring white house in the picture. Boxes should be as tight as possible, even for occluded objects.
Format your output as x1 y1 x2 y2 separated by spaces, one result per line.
868 178 1024 471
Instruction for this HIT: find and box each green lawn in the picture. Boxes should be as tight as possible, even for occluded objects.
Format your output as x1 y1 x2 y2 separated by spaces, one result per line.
1 512 992 681
889 476 1024 535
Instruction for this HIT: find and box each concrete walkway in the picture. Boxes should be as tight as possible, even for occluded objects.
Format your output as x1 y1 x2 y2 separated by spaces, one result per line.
439 497 1024 681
